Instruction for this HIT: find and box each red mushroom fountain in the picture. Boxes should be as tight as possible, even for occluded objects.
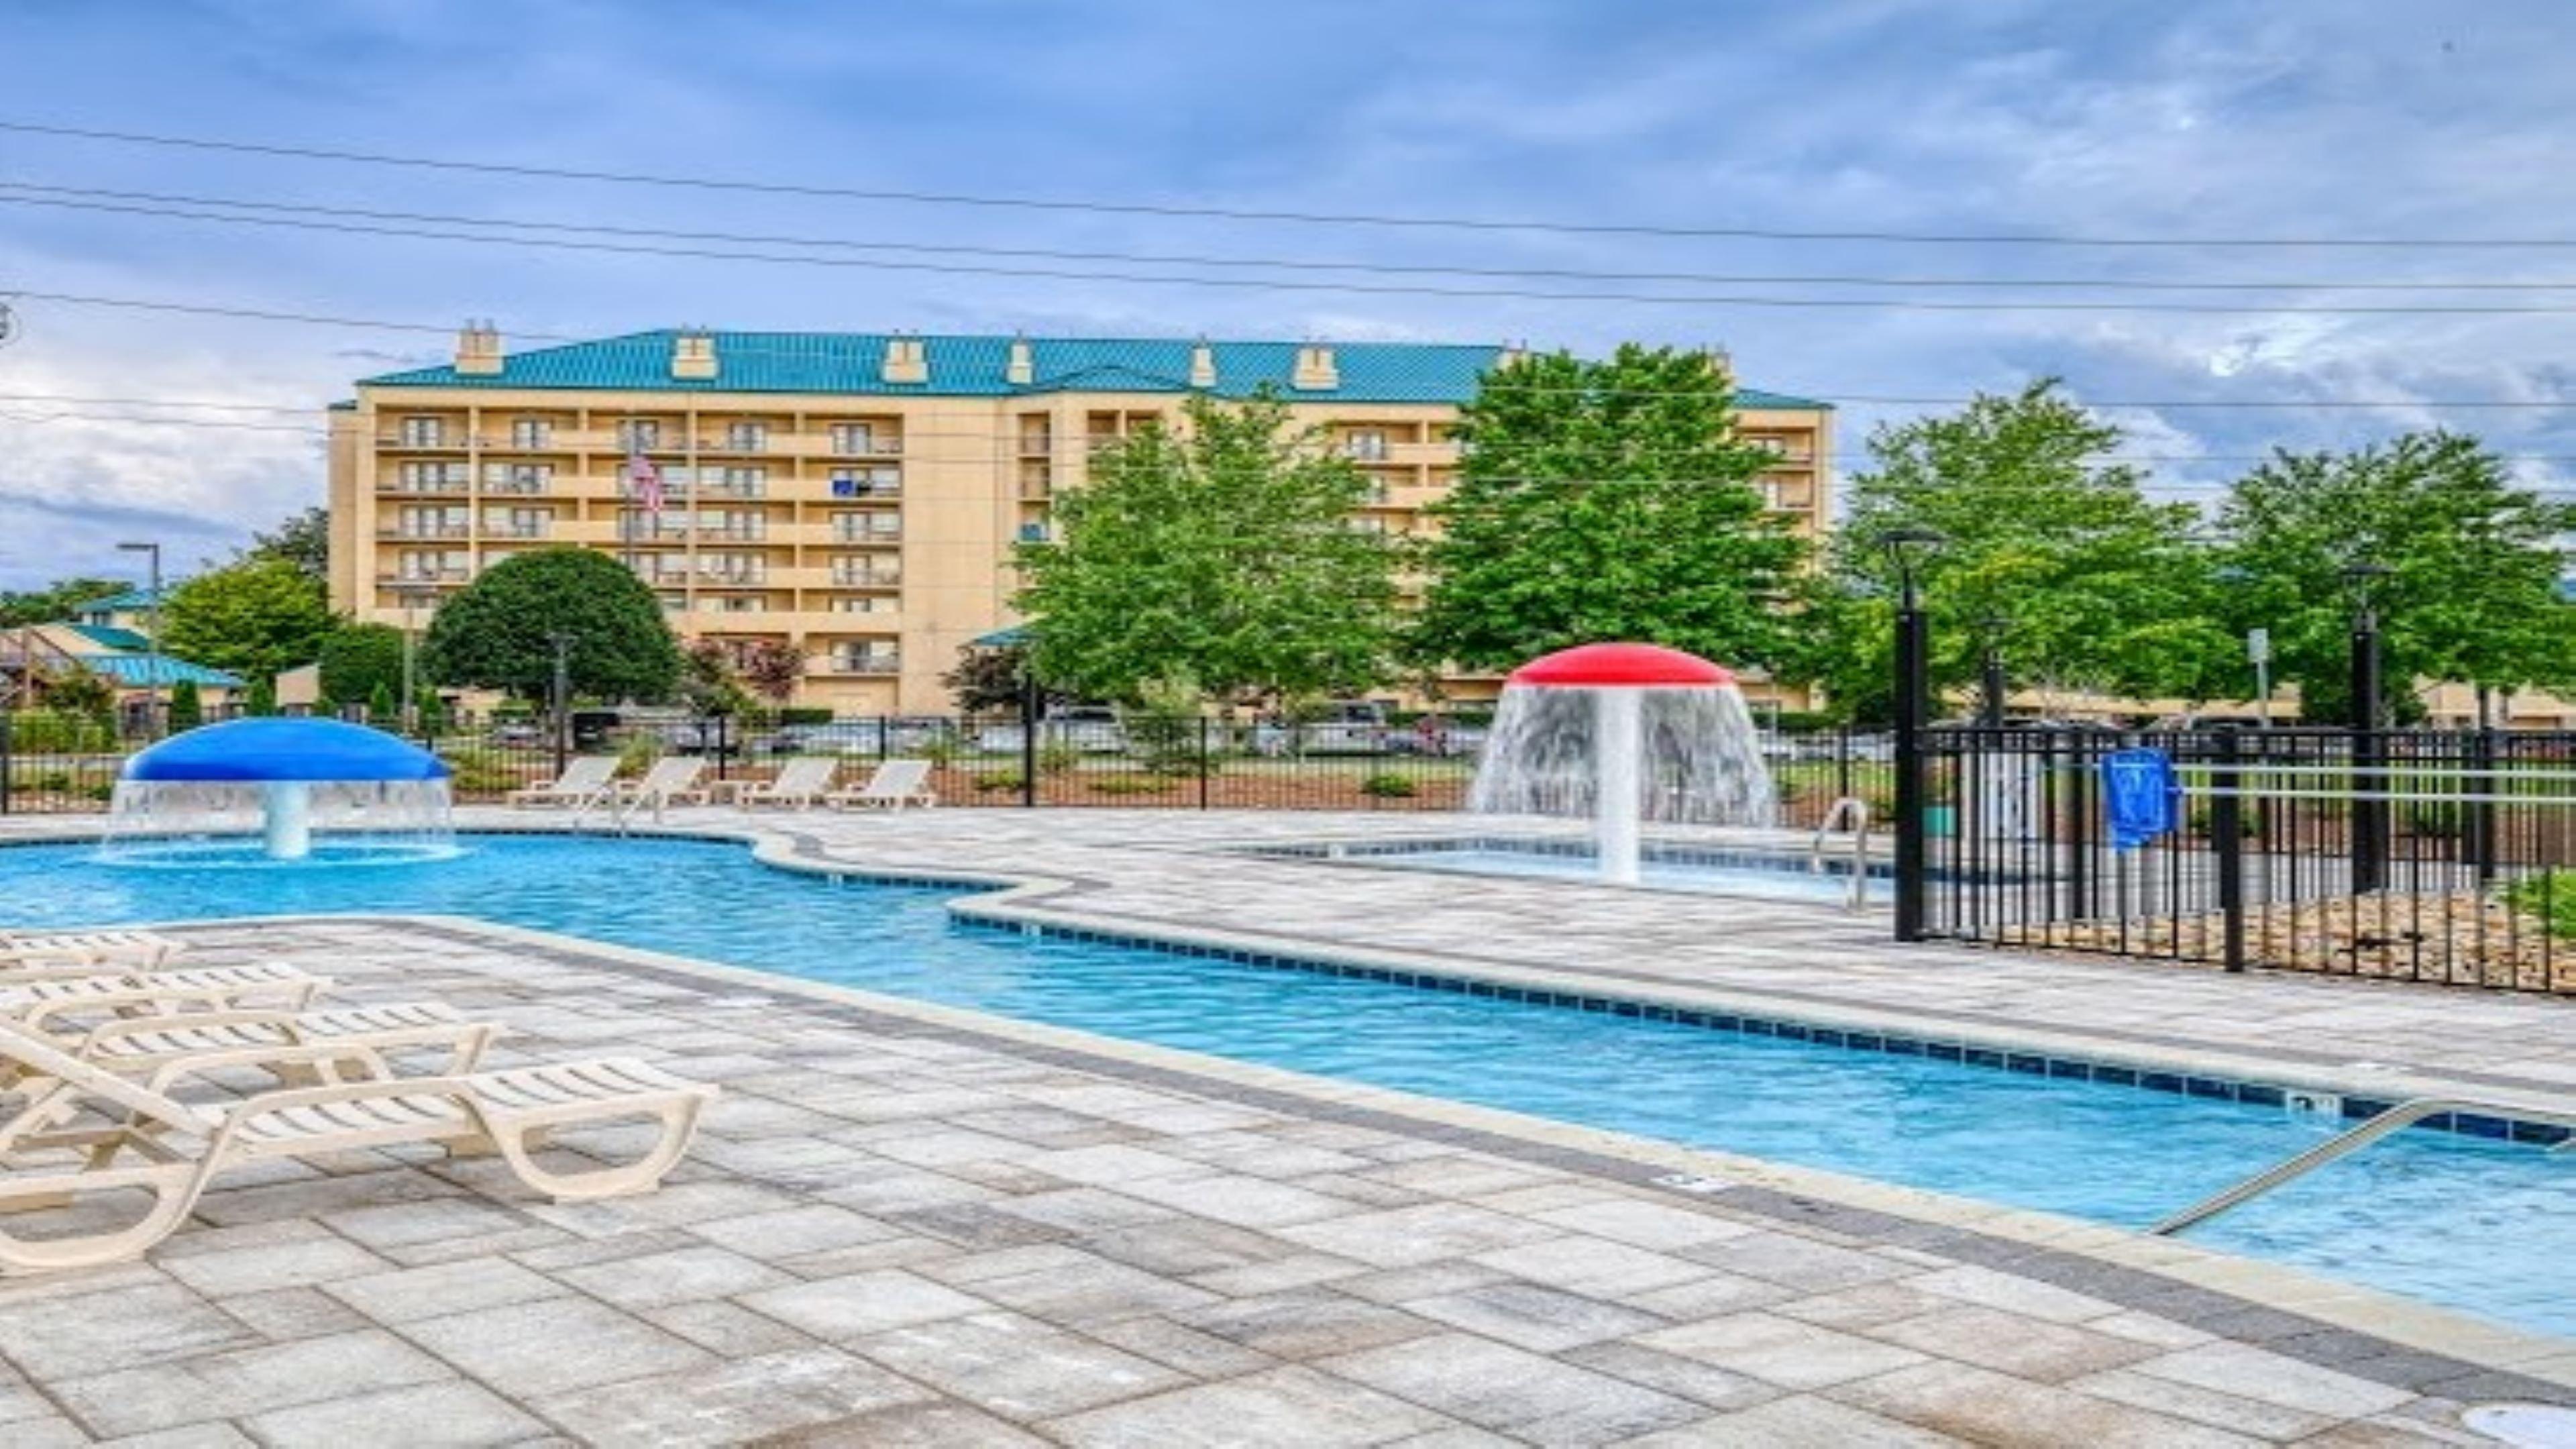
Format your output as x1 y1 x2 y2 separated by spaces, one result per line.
1468 643 1776 884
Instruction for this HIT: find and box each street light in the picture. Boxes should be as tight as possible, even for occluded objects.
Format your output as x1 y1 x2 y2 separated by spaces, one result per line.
1877 525 1947 942
115 541 162 738
395 586 435 737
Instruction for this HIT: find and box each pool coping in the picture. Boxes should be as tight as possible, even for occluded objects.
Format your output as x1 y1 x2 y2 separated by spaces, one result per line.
11 818 2576 1392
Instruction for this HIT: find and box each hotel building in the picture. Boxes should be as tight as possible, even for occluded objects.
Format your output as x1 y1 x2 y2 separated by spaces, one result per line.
329 329 1833 712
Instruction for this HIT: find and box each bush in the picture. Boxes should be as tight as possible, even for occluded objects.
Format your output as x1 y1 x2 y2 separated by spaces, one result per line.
1360 771 1417 799
437 746 526 795
2404 802 2466 840
167 679 205 731
2503 871 2576 941
2186 803 2257 840
615 734 664 773
971 769 1025 794
3 712 117 753
1036 740 1082 777
777 706 835 727
1129 680 1216 777
916 734 964 767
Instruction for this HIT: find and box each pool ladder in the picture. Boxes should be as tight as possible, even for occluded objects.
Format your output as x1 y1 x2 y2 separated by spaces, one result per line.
1809 797 1873 912
2149 1096 2576 1236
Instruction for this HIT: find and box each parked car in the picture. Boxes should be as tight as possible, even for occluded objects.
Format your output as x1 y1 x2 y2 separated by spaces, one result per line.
1300 700 1396 755
763 722 886 757
1385 718 1487 758
1043 706 1128 754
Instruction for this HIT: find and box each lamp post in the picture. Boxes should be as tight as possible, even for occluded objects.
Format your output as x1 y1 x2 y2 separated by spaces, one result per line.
395 586 434 737
1978 613 2010 730
115 541 162 739
2343 561 2391 894
1880 525 1947 941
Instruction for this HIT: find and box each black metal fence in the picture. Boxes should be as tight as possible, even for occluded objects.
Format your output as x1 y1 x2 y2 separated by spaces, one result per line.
0 708 1900 821
1914 726 2576 996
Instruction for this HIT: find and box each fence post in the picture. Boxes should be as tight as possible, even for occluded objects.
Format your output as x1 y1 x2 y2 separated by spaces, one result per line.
2214 729 2246 973
1198 717 1212 810
1019 676 1040 810
1892 605 1931 942
0 712 11 817
2471 728 2499 884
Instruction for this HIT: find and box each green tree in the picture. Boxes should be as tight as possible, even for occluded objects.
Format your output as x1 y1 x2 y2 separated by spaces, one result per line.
680 640 753 717
1014 390 1399 707
246 506 330 587
166 678 204 731
367 681 398 723
2216 433 2576 724
40 664 116 723
160 557 335 682
244 676 277 716
1809 381 2227 722
0 576 132 629
943 643 1041 714
1409 345 1807 675
316 623 407 710
422 548 682 702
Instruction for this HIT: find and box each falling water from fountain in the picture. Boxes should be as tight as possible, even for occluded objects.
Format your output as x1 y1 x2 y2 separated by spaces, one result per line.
101 718 458 866
1466 643 1777 883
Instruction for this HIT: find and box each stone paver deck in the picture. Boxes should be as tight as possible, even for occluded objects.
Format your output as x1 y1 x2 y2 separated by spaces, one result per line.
0 916 2546 1446
0 806 2568 1444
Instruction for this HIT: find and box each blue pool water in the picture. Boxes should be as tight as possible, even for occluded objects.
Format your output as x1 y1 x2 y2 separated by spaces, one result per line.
0 834 2566 1337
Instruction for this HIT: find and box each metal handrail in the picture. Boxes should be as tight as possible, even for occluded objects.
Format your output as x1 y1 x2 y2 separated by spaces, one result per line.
2151 1096 2576 1236
1809 796 1874 911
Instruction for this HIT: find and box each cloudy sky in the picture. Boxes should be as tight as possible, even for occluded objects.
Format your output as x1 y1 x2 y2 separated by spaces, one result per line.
2 0 2573 588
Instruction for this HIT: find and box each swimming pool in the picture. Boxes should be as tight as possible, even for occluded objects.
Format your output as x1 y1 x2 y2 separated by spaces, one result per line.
0 833 2565 1337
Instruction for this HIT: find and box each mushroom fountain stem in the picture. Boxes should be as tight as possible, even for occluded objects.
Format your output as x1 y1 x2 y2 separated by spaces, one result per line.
1596 689 1642 885
262 782 313 861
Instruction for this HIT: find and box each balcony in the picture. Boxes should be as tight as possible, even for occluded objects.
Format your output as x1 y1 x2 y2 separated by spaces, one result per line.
484 523 553 541
377 478 470 496
484 477 551 496
823 654 902 677
378 568 470 584
696 525 769 543
829 529 903 547
378 524 472 541
697 483 767 502
694 568 769 586
828 568 903 588
375 431 470 451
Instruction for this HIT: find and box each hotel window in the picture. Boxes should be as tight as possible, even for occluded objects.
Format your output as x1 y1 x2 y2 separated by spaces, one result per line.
709 466 767 499
724 421 769 453
398 549 468 580
396 416 447 447
616 419 662 450
1341 429 1389 462
696 552 765 584
702 596 768 614
828 466 900 498
482 506 552 539
481 462 552 493
397 461 470 490
699 508 765 541
397 505 468 539
509 418 552 449
830 423 882 455
831 596 893 614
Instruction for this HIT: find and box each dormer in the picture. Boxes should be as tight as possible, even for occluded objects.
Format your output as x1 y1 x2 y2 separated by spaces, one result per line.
1189 340 1218 389
883 336 929 385
1291 343 1338 391
454 320 503 376
1006 336 1034 386
670 331 718 381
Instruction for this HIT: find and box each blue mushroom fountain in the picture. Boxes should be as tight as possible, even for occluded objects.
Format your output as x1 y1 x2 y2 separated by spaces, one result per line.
108 718 454 863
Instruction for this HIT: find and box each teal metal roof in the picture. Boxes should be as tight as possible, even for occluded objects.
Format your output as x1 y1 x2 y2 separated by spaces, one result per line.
363 332 1831 411
78 587 164 614
75 654 241 689
62 623 151 652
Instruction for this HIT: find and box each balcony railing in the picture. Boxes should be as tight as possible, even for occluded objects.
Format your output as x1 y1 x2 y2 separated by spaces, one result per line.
696 525 768 543
830 570 903 588
378 478 471 495
380 525 472 540
484 478 549 496
485 523 552 540
827 655 902 676
381 568 471 584
831 437 904 457
695 569 768 586
830 527 903 545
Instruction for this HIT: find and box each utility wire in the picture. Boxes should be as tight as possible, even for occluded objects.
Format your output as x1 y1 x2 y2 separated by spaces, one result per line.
13 180 2576 293
17 289 2576 411
7 117 2576 250
25 192 2576 315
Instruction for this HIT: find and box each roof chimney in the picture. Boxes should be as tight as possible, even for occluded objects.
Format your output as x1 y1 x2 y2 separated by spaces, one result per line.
454 320 503 376
883 335 928 385
1006 335 1034 386
1189 339 1217 389
670 331 718 381
1291 343 1339 391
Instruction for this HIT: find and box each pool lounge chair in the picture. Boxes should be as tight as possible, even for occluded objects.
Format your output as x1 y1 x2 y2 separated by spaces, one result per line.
826 758 938 812
614 757 712 822
735 756 839 810
0 930 187 970
0 962 330 1034
0 1018 716 1273
61 1000 500 1084
507 756 621 811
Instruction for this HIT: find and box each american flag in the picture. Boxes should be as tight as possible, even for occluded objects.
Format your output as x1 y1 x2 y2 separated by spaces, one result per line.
625 445 665 515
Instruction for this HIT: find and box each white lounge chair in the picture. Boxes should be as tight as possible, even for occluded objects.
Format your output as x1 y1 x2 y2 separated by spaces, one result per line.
736 756 839 810
507 756 620 810
826 758 938 812
0 963 329 1034
64 1000 500 1084
615 757 711 821
0 1019 716 1273
0 931 186 969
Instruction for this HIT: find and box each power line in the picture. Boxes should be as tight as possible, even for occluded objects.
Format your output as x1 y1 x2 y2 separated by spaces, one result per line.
14 180 2576 294
29 191 2576 315
18 287 2576 412
9 117 2576 251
